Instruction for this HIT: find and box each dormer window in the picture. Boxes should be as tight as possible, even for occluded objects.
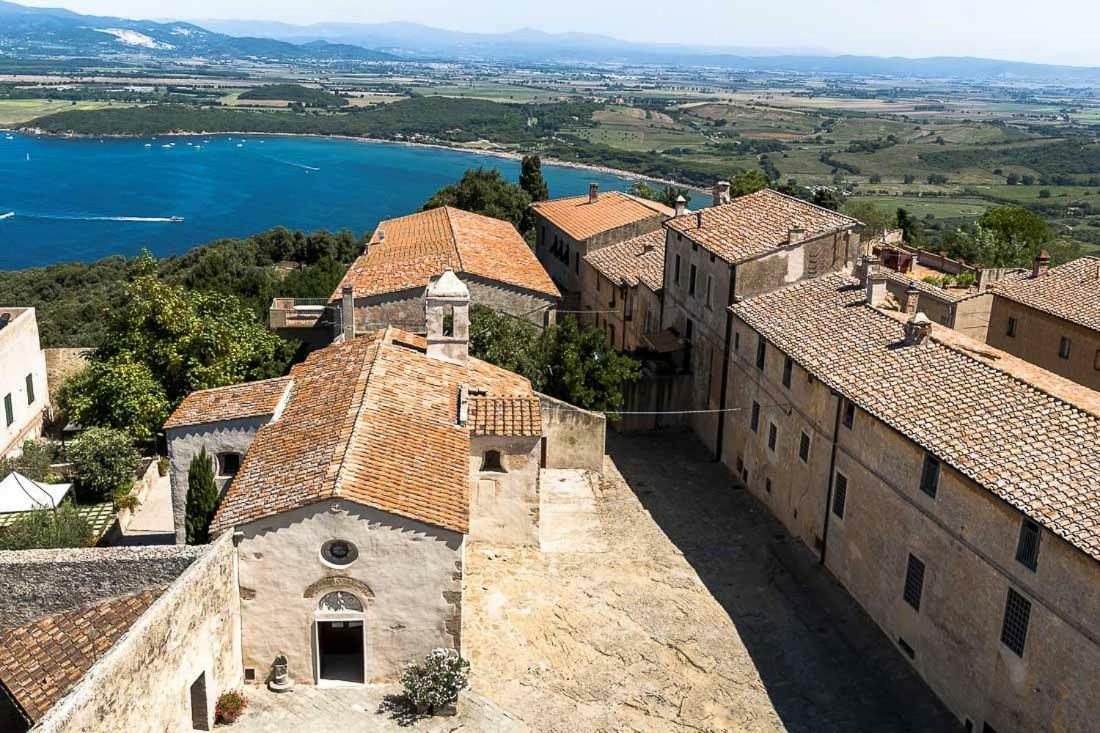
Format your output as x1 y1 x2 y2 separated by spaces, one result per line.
481 450 505 473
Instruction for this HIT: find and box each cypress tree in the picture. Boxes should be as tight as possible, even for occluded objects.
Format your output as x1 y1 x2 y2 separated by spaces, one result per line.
185 447 218 545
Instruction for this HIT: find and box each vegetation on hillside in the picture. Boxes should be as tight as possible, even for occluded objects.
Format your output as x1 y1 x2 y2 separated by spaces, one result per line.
239 84 348 107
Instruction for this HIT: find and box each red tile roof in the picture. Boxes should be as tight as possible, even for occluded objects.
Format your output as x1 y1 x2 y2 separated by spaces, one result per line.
0 587 165 724
665 189 860 264
468 396 542 437
164 377 292 430
333 207 559 300
990 256 1100 332
210 329 536 535
531 191 672 241
732 272 1100 564
583 229 665 292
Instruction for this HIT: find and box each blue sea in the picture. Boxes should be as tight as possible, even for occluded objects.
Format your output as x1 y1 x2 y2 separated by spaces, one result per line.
0 133 640 270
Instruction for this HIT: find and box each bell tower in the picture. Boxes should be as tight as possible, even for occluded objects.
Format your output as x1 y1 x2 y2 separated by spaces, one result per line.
425 268 470 366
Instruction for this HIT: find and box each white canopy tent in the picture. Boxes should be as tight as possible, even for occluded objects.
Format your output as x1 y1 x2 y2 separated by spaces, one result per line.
0 472 73 514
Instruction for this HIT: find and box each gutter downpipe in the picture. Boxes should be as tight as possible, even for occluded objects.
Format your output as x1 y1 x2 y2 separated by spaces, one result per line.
820 389 844 566
714 263 736 462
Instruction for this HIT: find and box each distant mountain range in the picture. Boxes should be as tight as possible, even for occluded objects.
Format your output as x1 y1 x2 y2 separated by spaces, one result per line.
0 0 398 62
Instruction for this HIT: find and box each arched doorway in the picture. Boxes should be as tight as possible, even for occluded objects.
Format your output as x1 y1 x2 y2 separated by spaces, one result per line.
313 591 366 685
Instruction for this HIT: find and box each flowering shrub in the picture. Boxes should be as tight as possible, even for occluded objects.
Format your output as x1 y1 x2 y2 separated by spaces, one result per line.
215 690 249 724
401 649 470 714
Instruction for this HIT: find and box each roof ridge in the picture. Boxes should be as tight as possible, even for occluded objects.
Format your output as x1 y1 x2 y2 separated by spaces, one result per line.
758 187 862 224
179 375 290 397
443 206 465 273
330 334 388 498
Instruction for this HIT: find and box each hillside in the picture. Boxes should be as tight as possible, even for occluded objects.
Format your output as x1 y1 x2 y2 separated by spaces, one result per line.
239 84 348 107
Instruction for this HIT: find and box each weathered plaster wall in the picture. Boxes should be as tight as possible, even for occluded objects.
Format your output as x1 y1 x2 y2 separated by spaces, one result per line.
579 261 660 353
953 293 993 342
881 279 956 329
0 545 204 627
535 214 664 297
468 435 540 546
537 392 606 472
355 278 556 333
33 536 242 733
0 308 48 458
986 296 1100 391
735 231 860 300
166 417 268 544
235 501 463 684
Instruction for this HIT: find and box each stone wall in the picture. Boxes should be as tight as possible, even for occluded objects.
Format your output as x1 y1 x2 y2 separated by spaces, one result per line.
534 214 665 297
0 544 205 627
166 417 269 544
32 536 242 733
235 501 463 684
468 435 541 546
986 296 1100 391
537 392 606 472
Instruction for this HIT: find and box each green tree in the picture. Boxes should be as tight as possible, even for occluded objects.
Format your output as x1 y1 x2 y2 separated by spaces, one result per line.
629 182 691 208
729 170 771 198
67 427 139 501
896 207 922 245
519 155 549 203
0 504 92 550
539 317 640 414
841 200 895 238
422 168 531 230
977 206 1052 252
59 355 171 441
468 305 545 379
0 439 60 484
186 448 218 545
812 188 843 211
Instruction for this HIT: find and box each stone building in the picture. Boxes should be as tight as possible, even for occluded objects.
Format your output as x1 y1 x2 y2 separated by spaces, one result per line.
580 229 665 352
721 270 1100 732
984 254 1100 391
165 271 603 687
0 308 49 458
530 184 672 303
658 188 861 454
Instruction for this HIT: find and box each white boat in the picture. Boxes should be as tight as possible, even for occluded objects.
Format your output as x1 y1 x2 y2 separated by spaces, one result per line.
0 212 14 220
236 143 243 148
168 216 184 223
162 144 172 149
4 135 12 140
144 143 152 148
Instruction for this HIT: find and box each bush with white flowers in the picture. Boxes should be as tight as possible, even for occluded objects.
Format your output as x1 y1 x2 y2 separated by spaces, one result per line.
400 648 470 715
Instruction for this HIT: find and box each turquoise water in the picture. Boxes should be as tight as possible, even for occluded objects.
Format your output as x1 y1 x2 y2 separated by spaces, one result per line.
0 133 639 270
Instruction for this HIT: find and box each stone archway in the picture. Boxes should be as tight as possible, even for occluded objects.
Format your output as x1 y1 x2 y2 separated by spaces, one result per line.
303 576 375 602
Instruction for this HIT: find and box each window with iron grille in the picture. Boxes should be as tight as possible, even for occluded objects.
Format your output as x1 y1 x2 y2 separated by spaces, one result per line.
1000 588 1031 657
782 357 793 388
903 554 925 611
842 400 855 429
919 454 940 498
756 336 766 370
767 423 778 452
832 473 848 518
750 401 760 432
1015 520 1041 571
1006 317 1017 337
1059 336 1071 359
798 431 811 463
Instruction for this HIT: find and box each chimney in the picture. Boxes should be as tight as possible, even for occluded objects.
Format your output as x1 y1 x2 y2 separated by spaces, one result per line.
864 256 887 307
674 195 687 217
712 181 731 207
903 281 920 316
341 284 355 342
859 254 879 286
904 312 933 346
588 182 599 204
1032 249 1051 278
424 268 470 366
788 227 807 245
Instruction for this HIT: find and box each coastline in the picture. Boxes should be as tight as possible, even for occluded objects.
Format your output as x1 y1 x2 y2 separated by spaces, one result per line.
7 127 707 194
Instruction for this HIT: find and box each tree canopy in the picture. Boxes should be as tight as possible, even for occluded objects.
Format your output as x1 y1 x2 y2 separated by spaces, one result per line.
422 168 531 231
0 504 93 551
841 200 895 238
729 170 771 198
66 427 140 501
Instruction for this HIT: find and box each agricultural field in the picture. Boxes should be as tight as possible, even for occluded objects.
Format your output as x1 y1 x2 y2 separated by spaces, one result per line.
0 99 132 126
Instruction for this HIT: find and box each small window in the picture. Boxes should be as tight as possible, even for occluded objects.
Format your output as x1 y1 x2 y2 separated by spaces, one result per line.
1000 588 1031 657
1015 519 1041 571
842 400 855 429
320 540 359 567
705 274 713 308
734 332 740 351
216 453 240 477
482 450 505 472
609 324 616 346
919 454 940 498
609 286 616 307
3 393 12 427
832 473 848 518
674 254 681 283
1006 317 1017 338
1094 349 1100 372
767 423 778 453
25 374 34 405
798 431 811 463
574 252 579 274
765 478 772 494
782 357 793 388
689 264 697 296
1059 336 1071 359
750 401 760 433
903 554 925 611
756 336 766 370
442 305 455 337
596 278 601 293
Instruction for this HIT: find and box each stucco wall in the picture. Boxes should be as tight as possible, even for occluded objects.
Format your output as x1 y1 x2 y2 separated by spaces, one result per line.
954 293 993 342
986 296 1100 391
0 308 49 457
33 536 242 733
535 213 665 297
537 392 606 472
235 501 463 684
468 435 540 546
166 418 269 544
735 230 860 301
579 261 660 352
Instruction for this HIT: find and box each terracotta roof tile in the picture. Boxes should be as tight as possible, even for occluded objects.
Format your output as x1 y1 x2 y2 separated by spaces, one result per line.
732 273 1100 564
333 207 559 300
0 586 165 724
531 191 672 241
666 189 859 264
163 377 292 430
468 396 542 437
583 229 665 292
210 329 535 535
990 256 1100 331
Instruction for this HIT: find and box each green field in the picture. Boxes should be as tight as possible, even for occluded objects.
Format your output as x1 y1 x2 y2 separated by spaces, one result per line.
0 100 133 126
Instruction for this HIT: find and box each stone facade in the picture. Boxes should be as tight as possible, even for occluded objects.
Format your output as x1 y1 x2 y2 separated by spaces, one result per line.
166 417 270 544
534 215 665 299
468 435 541 546
578 259 662 352
0 308 49 458
234 501 463 685
31 536 242 733
537 392 606 473
986 296 1100 391
721 312 1100 733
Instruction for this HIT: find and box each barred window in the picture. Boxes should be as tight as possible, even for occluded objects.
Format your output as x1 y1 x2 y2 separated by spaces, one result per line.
1015 520 1041 571
903 554 925 611
798 431 811 463
919 454 940 498
1000 588 1031 657
767 423 778 453
832 473 848 518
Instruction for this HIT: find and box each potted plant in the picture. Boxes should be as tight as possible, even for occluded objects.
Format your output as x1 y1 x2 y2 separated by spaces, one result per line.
401 649 470 717
215 690 249 725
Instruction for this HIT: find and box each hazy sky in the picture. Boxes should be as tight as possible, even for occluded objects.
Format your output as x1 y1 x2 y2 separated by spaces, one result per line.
18 0 1100 66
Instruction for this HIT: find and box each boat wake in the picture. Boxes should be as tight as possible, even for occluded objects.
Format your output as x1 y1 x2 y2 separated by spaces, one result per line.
255 154 320 172
17 212 182 223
